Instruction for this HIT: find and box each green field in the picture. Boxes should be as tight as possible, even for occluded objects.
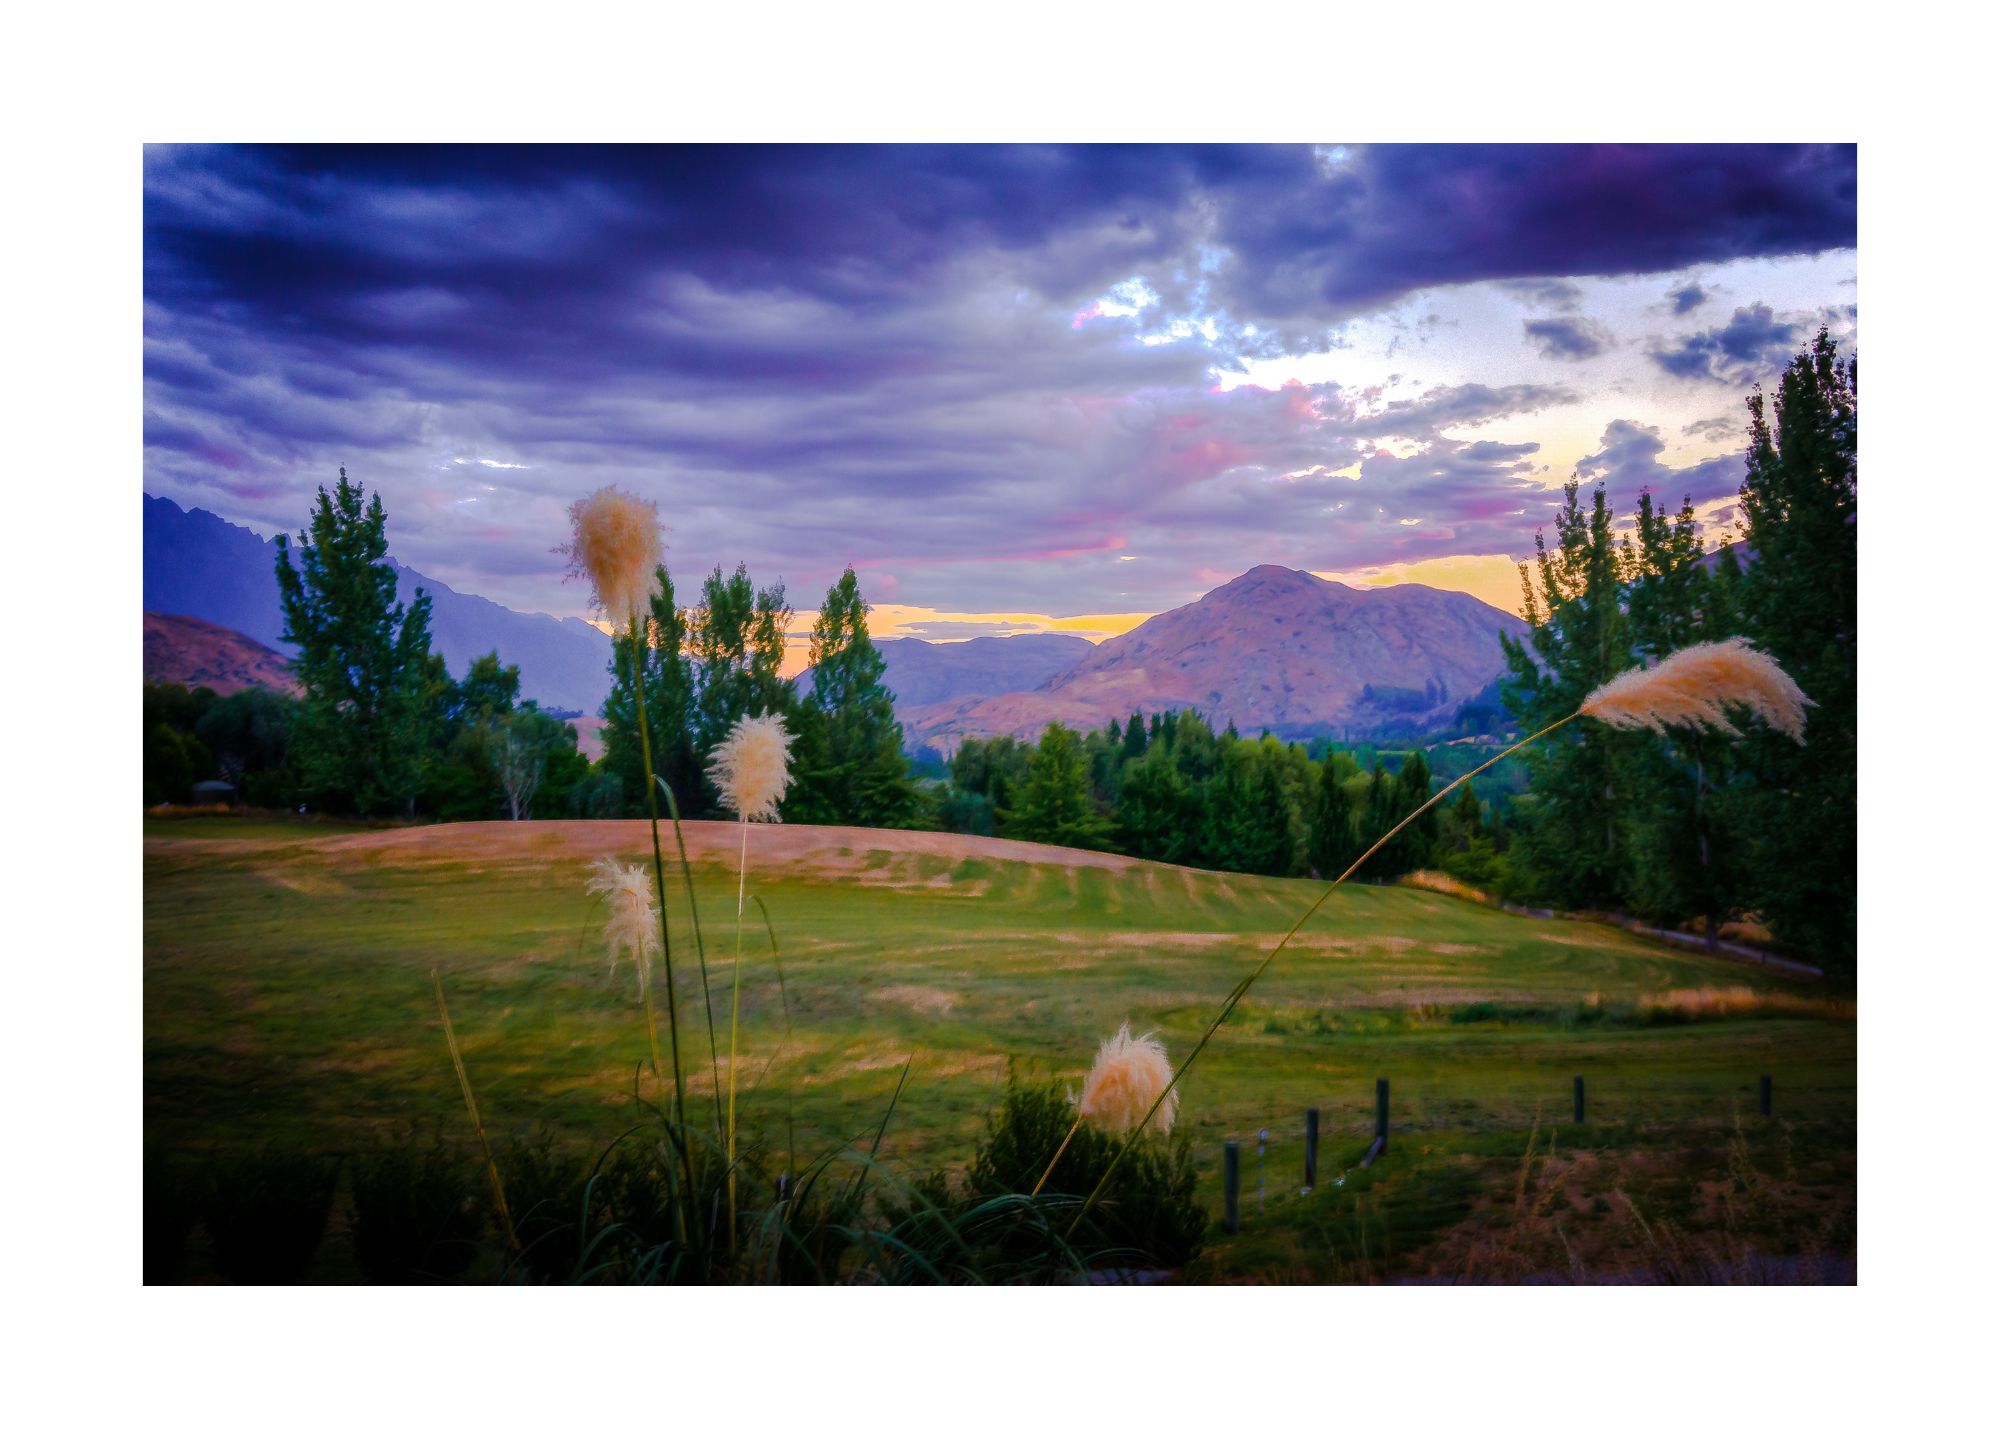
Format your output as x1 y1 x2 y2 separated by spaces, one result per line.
144 814 1856 1283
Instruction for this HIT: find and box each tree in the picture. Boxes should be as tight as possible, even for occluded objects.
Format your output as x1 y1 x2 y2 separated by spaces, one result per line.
1733 328 1858 975
1116 750 1192 864
790 567 915 827
274 471 438 816
1619 493 1741 942
1309 751 1363 878
601 567 701 817
1498 479 1637 907
690 563 792 750
1006 724 1113 850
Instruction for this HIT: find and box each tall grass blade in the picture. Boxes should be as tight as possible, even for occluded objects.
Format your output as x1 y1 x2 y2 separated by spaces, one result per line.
430 968 519 1253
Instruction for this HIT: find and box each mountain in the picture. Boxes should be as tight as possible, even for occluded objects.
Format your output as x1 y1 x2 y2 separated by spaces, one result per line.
900 565 1529 747
796 633 1094 709
144 612 300 697
143 495 614 713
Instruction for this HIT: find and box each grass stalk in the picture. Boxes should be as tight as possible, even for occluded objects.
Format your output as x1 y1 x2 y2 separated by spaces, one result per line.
657 776 723 1140
727 812 750 1248
431 968 519 1254
627 624 696 1242
1058 711 1582 1233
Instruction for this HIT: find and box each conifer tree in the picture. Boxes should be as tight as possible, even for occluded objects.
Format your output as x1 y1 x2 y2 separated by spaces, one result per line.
1733 328 1858 975
274 470 437 816
791 567 914 826
1498 479 1636 907
1007 724 1112 850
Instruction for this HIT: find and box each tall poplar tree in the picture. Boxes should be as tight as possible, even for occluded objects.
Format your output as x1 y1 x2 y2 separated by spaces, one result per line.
274 470 437 816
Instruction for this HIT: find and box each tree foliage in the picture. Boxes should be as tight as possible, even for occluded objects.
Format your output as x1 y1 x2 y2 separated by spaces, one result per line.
274 471 438 816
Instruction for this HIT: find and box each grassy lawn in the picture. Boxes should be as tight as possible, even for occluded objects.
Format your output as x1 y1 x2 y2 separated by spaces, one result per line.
144 815 1855 1283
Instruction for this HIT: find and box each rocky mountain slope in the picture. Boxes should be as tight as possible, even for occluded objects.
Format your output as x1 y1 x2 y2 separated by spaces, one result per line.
902 565 1528 746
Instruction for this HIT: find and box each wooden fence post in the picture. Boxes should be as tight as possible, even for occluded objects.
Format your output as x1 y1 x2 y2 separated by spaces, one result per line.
1223 1140 1241 1233
1760 1074 1773 1117
1304 1108 1319 1192
1574 1074 1585 1124
1375 1077 1390 1153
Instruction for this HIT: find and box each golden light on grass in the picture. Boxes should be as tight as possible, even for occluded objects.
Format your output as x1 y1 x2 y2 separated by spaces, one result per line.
1581 637 1810 743
586 858 660 995
561 486 662 628
1077 1024 1178 1135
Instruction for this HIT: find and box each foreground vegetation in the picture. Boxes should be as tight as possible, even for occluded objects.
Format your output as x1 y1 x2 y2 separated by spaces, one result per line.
144 815 1854 1283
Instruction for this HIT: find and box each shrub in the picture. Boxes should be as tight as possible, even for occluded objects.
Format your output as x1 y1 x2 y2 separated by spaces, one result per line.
958 1076 1206 1270
204 1147 339 1284
348 1128 486 1284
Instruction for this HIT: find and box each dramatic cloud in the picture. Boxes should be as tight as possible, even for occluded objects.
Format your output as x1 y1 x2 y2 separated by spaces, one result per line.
1574 419 1742 512
1668 282 1709 314
1523 318 1613 361
142 144 1857 620
1650 302 1805 383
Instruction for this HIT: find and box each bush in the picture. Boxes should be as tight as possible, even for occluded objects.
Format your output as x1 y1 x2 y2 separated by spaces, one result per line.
956 1076 1206 1270
203 1147 339 1284
348 1129 486 1284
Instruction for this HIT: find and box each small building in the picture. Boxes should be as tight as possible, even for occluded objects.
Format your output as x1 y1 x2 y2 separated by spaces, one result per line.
190 779 239 807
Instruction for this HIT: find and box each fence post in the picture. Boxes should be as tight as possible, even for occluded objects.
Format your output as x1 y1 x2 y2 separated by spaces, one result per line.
1223 1140 1241 1233
1375 1077 1390 1153
1760 1074 1773 1117
1574 1074 1585 1124
1303 1108 1320 1192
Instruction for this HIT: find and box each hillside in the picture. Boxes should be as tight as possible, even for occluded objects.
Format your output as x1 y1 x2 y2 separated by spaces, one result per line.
903 565 1529 746
143 495 614 713
143 611 300 697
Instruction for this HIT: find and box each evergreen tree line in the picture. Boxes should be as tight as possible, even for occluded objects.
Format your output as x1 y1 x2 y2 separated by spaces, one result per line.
591 563 919 827
940 711 1503 883
1497 330 1856 976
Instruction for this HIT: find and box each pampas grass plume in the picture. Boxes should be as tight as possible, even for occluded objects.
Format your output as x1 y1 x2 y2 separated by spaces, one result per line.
709 712 794 822
1076 1024 1178 1135
587 858 660 994
562 487 662 628
1581 637 1810 743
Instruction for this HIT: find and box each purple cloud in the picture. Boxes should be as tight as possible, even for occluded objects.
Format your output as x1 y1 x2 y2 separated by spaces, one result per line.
1523 318 1613 361
1650 302 1805 383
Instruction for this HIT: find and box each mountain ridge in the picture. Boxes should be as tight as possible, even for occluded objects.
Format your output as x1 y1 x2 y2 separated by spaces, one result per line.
902 565 1529 747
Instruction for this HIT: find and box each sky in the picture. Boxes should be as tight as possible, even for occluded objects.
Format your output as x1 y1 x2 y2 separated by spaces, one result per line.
143 144 1857 657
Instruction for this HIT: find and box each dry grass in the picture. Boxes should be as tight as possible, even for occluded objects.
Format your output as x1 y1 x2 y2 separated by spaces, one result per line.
1638 985 1854 1023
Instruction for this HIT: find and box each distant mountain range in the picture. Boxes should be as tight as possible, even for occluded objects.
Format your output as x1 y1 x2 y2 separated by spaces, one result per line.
899 565 1528 748
795 633 1093 707
144 495 616 713
144 497 1527 750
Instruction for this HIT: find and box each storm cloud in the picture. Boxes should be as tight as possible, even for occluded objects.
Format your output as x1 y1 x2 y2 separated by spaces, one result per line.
143 144 1856 619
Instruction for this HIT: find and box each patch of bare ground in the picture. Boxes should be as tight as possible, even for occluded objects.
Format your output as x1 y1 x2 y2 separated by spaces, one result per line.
866 984 960 1016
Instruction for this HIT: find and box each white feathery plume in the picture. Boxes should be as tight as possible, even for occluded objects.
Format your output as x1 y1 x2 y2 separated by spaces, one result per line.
561 487 662 630
708 712 795 823
586 858 660 995
1580 637 1811 744
1075 1024 1179 1136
